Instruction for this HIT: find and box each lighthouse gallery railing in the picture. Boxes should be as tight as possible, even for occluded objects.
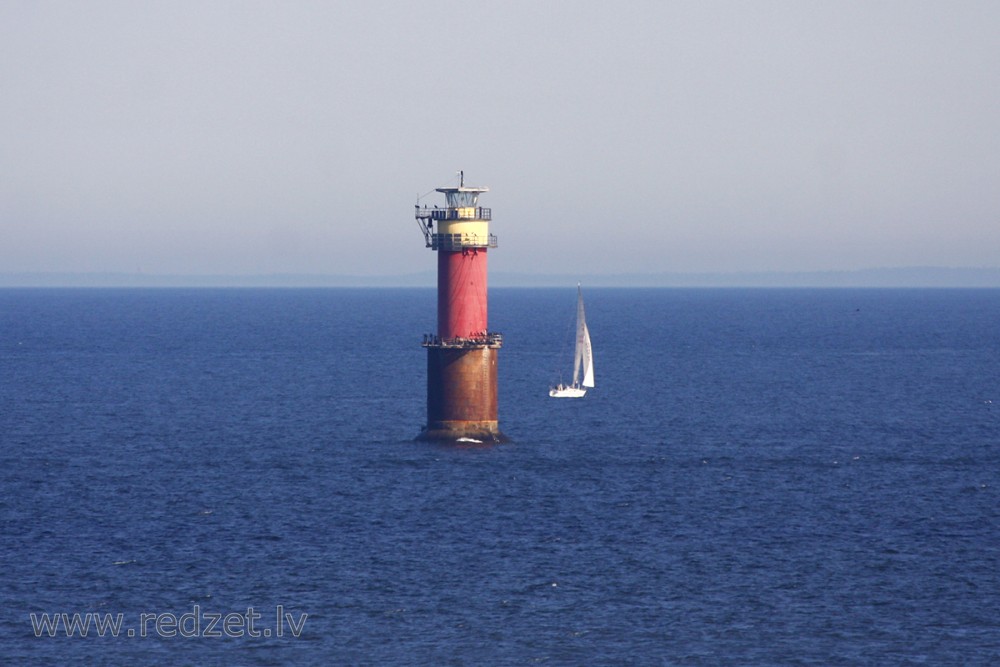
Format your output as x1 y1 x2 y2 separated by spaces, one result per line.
415 207 491 221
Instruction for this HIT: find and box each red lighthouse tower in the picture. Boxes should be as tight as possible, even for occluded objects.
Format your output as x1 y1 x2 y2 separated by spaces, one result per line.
415 172 506 443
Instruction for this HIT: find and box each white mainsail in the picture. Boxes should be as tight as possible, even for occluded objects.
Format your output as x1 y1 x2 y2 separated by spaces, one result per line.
573 287 595 388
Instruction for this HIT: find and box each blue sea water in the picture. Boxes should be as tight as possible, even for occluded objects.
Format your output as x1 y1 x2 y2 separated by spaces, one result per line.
1 287 999 665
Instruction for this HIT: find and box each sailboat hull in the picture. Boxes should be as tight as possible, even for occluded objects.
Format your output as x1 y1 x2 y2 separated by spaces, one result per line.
549 386 587 398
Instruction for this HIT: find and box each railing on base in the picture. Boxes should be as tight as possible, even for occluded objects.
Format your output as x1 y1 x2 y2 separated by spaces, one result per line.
422 332 503 349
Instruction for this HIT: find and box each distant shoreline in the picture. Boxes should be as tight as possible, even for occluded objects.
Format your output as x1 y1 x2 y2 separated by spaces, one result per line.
2 267 1000 289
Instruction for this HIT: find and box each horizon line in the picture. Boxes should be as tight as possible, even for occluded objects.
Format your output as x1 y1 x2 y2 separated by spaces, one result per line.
2 266 1000 288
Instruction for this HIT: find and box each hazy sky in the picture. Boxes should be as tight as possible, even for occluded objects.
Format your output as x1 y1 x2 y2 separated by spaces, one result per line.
3 1 999 277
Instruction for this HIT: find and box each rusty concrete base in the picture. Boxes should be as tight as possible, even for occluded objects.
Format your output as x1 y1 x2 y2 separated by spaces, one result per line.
420 345 506 443
416 420 509 444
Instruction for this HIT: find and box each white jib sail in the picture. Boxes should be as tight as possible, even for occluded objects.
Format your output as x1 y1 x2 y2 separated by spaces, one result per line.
580 322 594 388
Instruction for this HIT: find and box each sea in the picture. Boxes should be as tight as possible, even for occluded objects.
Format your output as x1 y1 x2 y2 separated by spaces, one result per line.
1 287 998 665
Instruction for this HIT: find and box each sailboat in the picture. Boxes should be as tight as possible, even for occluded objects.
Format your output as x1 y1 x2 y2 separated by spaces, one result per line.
549 285 595 398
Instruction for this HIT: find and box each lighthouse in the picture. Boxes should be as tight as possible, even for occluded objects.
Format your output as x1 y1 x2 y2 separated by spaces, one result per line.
415 172 506 443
